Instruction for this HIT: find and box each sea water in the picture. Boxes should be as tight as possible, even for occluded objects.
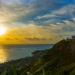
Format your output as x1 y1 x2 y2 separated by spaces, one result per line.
0 44 52 63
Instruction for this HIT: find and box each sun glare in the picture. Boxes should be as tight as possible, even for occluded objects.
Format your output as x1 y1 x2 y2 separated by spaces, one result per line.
0 26 7 35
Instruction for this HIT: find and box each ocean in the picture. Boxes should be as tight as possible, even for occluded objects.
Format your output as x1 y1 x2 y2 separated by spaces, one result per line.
0 44 53 63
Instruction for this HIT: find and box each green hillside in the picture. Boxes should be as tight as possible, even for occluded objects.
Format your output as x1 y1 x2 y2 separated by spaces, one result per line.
1 39 75 75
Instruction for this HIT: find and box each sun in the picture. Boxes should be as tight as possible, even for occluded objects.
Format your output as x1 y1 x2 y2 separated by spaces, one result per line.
0 26 7 35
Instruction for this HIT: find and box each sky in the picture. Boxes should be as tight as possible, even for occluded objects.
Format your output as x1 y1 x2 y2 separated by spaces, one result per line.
0 0 75 44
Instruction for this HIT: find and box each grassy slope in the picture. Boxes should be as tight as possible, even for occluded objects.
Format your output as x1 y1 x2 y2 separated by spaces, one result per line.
28 40 75 75
1 39 75 75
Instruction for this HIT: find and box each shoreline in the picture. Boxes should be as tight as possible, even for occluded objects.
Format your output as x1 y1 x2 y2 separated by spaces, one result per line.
0 50 46 71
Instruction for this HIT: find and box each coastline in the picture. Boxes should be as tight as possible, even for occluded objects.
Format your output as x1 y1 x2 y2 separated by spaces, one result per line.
0 50 46 71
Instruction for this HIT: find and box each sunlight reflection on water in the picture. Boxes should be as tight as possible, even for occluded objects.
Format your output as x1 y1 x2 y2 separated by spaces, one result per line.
0 44 52 63
0 49 8 63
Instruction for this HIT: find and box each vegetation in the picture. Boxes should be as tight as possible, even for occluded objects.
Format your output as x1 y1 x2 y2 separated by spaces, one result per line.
1 39 75 75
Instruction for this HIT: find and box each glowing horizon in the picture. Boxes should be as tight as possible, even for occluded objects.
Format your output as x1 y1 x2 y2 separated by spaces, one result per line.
0 0 75 44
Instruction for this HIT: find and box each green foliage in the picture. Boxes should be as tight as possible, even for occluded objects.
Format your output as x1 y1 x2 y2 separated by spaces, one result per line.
7 66 17 75
69 69 75 75
1 71 7 75
1 39 75 75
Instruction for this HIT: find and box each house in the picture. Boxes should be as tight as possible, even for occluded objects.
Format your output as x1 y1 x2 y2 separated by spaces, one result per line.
67 35 75 41
72 36 75 40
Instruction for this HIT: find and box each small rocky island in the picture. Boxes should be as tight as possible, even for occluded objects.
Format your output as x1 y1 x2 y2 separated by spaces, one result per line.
0 37 75 75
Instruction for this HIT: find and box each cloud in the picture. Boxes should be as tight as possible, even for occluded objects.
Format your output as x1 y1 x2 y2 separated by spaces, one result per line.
0 0 71 26
0 0 75 44
26 37 48 41
0 0 32 25
36 4 75 20
72 18 75 21
6 38 11 40
26 38 40 41
0 21 75 44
